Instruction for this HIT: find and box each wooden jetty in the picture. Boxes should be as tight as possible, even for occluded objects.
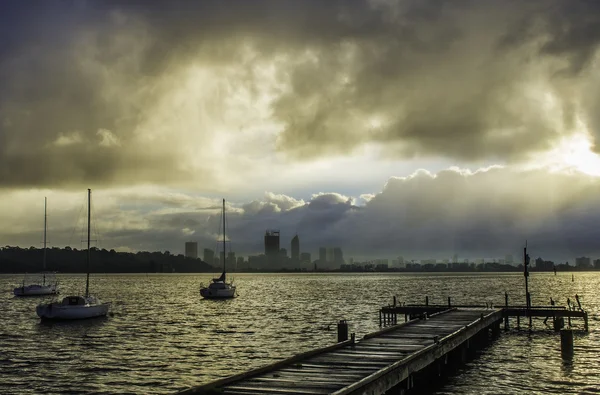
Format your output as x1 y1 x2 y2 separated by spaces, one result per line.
177 308 504 395
380 294 589 331
177 293 589 395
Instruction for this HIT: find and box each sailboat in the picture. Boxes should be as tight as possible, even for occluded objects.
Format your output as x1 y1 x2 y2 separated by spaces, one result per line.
200 199 237 299
13 197 59 296
36 189 110 320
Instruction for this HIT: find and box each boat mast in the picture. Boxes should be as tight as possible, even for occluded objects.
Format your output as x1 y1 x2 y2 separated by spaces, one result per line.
86 189 91 298
222 198 226 273
43 197 47 284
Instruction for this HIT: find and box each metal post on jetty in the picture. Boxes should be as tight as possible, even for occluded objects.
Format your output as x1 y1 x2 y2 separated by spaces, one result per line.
524 241 532 329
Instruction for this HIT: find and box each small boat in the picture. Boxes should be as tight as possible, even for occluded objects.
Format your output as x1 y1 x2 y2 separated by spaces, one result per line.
200 199 237 299
36 189 110 320
14 197 59 296
14 274 58 297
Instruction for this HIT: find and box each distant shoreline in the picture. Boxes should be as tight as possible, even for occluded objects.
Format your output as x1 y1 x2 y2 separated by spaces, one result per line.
2 268 599 275
2 246 597 274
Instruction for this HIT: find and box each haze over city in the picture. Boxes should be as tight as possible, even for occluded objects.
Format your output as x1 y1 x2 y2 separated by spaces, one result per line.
1 0 600 264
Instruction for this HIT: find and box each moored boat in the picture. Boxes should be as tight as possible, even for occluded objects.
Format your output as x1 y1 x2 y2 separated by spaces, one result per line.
13 198 59 297
36 189 110 320
200 199 237 299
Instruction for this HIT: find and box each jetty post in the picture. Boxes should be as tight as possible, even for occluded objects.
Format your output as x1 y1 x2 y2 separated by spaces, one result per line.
560 328 574 359
337 320 348 342
523 242 532 329
504 292 509 330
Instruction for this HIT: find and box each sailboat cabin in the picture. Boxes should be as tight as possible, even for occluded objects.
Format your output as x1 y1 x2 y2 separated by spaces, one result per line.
61 296 87 306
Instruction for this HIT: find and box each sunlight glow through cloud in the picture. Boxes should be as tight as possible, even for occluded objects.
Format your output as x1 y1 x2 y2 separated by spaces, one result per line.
538 120 600 177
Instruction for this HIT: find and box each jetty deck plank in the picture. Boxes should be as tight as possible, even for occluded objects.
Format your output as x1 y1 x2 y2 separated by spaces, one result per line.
178 308 503 395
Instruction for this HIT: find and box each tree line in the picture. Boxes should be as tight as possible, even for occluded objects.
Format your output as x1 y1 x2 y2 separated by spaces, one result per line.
0 246 216 273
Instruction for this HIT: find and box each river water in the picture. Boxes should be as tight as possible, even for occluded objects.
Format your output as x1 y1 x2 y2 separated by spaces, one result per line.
0 272 598 394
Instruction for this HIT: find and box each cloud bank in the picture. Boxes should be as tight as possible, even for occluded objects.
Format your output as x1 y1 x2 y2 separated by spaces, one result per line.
1 167 598 263
1 0 599 188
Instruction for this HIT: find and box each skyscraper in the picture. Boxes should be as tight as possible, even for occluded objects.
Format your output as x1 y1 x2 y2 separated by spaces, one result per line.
333 247 344 265
319 247 326 263
264 230 280 256
203 248 214 264
326 248 334 263
291 235 300 262
185 242 198 259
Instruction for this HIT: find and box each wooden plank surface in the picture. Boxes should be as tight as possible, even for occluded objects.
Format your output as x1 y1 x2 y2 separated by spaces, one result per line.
178 308 501 395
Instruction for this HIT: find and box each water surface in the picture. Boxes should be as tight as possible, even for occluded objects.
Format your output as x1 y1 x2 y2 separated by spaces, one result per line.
0 272 598 394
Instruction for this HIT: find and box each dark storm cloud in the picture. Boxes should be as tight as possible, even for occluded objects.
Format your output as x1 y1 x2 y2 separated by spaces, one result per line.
228 168 600 262
2 167 599 261
56 168 600 262
1 0 600 187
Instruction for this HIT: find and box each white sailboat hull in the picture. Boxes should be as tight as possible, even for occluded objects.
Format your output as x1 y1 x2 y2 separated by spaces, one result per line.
36 298 110 320
200 285 236 299
14 284 58 296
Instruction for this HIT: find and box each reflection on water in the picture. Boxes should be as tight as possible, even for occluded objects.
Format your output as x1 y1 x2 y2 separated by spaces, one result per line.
0 272 599 394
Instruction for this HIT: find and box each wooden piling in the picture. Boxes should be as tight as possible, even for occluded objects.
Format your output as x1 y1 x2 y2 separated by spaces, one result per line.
504 293 509 330
337 320 348 342
560 329 574 359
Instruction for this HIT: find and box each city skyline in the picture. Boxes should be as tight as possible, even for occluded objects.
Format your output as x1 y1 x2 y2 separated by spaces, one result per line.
1 1 600 263
184 232 596 270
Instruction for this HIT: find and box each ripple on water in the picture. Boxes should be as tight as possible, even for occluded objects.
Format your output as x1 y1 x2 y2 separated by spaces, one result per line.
0 272 599 394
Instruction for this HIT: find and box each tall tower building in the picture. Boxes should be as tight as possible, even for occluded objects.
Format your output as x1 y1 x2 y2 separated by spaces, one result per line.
185 242 198 259
203 248 214 264
227 251 236 271
264 230 280 256
291 235 300 262
326 248 334 263
319 247 326 263
333 247 344 265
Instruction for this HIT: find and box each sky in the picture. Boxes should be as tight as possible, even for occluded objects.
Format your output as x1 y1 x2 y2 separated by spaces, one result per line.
1 0 600 263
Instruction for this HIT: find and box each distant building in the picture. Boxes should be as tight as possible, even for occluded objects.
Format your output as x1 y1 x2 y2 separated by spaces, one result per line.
594 259 600 269
291 235 300 262
185 242 198 259
326 248 334 263
535 257 554 271
333 247 344 265
575 257 592 269
319 247 326 263
375 262 388 271
227 251 236 270
203 248 214 264
300 252 311 264
264 230 280 257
